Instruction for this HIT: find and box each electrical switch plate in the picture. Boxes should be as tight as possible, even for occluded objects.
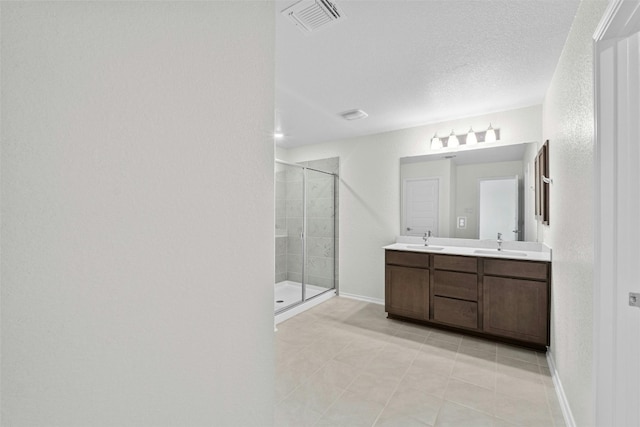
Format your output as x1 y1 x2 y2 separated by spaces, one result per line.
630 292 640 308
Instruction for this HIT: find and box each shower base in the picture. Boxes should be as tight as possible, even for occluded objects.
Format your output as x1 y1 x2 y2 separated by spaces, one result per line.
274 280 335 325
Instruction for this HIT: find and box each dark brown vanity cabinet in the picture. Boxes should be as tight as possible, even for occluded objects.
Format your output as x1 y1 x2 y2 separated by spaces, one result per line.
483 259 550 346
385 250 551 349
385 251 429 320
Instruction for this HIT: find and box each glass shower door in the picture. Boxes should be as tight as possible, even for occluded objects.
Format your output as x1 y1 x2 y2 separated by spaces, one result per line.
304 168 336 298
275 160 337 315
274 163 304 313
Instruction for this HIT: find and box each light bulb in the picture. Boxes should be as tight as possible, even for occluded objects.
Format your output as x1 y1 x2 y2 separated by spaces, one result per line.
430 133 443 150
485 123 497 143
274 132 284 139
466 127 477 145
447 130 459 148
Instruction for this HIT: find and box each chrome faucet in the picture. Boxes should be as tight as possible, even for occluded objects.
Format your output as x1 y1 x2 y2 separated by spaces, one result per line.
423 230 432 246
497 232 503 251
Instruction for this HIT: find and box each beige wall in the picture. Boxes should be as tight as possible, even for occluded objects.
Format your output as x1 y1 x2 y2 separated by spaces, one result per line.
540 1 609 426
1 2 275 425
284 105 542 300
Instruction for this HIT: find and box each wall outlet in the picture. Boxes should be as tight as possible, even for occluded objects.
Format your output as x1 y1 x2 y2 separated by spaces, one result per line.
457 216 467 229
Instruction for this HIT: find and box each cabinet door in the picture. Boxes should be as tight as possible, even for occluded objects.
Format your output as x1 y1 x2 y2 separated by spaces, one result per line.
483 276 549 345
385 265 429 320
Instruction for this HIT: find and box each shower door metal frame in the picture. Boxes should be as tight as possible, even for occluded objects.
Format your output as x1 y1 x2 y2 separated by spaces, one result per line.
275 159 338 315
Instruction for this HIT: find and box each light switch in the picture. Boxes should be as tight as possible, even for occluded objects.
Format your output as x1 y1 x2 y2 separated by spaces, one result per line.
630 292 640 308
457 216 467 229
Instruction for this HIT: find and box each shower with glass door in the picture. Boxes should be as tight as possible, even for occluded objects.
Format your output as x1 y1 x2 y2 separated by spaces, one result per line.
274 159 338 314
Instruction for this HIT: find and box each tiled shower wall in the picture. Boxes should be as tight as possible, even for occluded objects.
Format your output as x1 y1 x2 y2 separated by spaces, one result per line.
274 157 339 291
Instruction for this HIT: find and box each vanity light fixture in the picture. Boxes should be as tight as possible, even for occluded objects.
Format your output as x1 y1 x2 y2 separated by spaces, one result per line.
485 123 497 143
466 127 478 145
447 130 459 148
430 133 443 150
274 132 284 139
429 124 500 150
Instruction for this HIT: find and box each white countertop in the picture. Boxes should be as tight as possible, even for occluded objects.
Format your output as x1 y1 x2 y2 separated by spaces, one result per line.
383 237 551 262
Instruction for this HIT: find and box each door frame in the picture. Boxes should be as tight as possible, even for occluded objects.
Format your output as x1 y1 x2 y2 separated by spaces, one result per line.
593 1 640 426
402 177 440 236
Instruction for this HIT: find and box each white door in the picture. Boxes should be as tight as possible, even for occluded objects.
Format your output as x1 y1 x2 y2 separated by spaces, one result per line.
478 176 519 241
594 1 640 425
403 178 438 236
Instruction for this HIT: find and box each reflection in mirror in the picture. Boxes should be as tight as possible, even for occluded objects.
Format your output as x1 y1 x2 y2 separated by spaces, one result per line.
400 142 538 242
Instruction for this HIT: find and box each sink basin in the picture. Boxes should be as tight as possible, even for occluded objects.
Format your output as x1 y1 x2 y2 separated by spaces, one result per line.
474 249 527 257
405 245 444 251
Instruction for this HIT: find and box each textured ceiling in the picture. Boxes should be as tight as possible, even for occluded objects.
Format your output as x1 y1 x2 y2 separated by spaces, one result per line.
275 0 580 148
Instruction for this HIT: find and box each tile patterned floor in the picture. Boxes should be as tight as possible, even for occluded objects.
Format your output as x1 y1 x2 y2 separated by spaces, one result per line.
275 297 565 427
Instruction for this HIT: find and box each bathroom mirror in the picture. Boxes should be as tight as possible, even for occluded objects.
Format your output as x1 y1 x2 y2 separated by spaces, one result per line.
400 142 538 242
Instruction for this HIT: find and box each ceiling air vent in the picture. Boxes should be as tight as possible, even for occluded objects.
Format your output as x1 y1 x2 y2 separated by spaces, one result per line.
339 109 368 121
282 0 345 34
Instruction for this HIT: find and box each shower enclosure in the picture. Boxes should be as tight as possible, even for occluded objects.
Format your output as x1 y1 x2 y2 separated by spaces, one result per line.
275 159 338 315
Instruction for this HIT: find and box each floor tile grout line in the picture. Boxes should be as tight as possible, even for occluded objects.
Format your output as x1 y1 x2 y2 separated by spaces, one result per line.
429 337 461 427
370 332 431 427
312 338 387 426
311 387 348 427
493 349 499 419
276 298 563 427
276 319 348 406
542 376 562 427
438 346 497 418
284 315 360 425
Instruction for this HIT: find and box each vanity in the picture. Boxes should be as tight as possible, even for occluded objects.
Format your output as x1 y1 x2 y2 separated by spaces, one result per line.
384 241 551 350
392 140 552 349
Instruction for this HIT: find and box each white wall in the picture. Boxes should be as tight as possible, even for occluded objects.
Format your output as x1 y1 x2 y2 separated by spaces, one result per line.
454 161 524 240
276 145 290 162
540 1 608 426
1 3 275 426
284 105 542 301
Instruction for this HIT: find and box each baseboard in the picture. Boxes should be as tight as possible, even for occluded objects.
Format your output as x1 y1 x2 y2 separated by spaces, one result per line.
274 291 383 331
546 349 576 427
339 292 385 306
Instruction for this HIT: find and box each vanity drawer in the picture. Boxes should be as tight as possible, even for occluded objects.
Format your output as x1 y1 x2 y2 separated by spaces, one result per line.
484 259 548 280
433 255 477 273
433 296 478 329
386 250 429 269
433 271 478 301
